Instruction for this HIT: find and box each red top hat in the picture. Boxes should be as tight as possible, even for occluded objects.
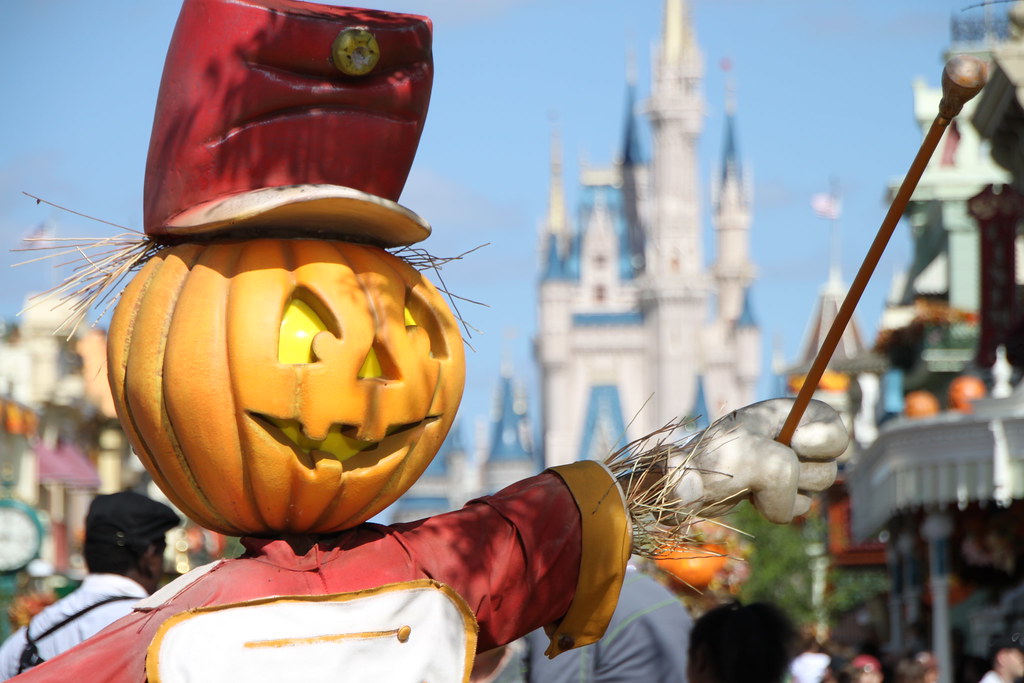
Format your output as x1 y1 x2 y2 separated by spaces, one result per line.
144 0 433 247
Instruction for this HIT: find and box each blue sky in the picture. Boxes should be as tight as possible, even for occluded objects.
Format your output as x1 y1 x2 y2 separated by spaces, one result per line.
1 0 992 456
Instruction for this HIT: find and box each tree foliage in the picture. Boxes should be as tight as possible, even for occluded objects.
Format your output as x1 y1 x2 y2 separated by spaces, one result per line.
733 501 820 626
732 501 888 630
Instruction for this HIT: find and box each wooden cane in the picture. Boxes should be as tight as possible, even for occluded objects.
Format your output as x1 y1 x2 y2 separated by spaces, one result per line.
776 55 988 446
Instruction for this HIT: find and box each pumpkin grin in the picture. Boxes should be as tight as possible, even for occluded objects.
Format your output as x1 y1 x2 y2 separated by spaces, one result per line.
252 413 438 465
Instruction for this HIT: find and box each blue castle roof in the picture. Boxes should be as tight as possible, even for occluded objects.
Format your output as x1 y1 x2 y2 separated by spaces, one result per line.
737 287 757 328
621 83 644 167
578 385 628 461
720 111 742 187
690 376 711 431
489 375 532 463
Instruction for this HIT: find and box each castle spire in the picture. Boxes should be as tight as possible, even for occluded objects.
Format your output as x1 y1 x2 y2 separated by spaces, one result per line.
719 61 741 188
621 49 643 167
711 62 754 327
541 120 571 280
662 0 693 64
546 121 568 240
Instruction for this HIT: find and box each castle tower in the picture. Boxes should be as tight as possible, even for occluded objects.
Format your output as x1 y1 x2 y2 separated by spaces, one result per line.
705 72 760 413
535 0 760 466
537 129 578 466
646 0 704 277
640 0 709 426
621 52 649 276
711 74 754 325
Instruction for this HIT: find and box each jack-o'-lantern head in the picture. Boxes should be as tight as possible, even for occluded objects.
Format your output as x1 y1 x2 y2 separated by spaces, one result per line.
107 239 465 536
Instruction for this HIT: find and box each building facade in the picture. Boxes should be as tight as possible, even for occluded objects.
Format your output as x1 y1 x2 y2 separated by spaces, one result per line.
842 7 1024 678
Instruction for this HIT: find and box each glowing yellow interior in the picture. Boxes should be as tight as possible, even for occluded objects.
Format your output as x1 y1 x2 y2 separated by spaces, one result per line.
358 348 382 379
267 418 373 463
279 299 327 364
280 300 417 373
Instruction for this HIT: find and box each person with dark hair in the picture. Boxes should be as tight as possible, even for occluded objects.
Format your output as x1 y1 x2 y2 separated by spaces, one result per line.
0 491 179 679
979 634 1024 683
686 601 796 683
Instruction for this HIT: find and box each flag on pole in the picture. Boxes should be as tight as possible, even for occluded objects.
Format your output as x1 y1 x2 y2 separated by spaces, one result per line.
811 193 841 220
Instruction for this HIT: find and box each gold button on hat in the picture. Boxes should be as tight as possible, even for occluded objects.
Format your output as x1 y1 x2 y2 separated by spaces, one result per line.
332 28 380 75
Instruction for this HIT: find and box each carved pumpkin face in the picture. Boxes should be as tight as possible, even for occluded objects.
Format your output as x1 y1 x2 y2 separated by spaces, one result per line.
108 239 465 536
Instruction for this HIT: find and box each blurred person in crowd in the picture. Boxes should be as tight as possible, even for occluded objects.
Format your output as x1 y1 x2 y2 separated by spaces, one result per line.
894 651 936 683
914 651 937 683
845 654 884 683
523 561 692 682
685 600 796 683
790 630 832 683
0 491 179 679
821 653 851 683
979 634 1024 683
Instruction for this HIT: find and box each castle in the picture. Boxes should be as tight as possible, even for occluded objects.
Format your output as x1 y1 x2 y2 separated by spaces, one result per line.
534 0 761 467
393 0 763 519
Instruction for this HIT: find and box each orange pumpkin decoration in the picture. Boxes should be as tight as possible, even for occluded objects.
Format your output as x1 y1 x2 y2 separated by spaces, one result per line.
948 375 986 413
904 390 940 418
655 544 729 589
108 239 465 536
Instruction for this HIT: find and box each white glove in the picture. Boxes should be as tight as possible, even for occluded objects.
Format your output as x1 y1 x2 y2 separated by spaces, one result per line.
668 398 849 524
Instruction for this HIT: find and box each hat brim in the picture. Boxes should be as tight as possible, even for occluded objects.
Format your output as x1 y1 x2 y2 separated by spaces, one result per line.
161 185 431 248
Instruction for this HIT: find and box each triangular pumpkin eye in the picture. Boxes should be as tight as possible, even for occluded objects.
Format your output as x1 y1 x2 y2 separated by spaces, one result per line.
358 347 383 378
404 307 417 327
279 299 327 364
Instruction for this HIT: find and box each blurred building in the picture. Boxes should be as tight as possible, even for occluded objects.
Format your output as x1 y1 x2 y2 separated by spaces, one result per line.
837 6 1024 679
535 0 760 467
1 299 105 578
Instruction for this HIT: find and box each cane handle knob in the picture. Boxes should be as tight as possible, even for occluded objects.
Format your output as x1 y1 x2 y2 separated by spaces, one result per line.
939 55 988 120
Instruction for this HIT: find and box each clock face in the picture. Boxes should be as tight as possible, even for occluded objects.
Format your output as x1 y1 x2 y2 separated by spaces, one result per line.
0 503 41 573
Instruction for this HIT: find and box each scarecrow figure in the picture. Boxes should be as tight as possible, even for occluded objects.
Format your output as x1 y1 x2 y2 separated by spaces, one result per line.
12 0 847 681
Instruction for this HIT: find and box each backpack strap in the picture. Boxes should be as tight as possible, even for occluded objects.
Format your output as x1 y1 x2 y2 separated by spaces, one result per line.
17 595 137 674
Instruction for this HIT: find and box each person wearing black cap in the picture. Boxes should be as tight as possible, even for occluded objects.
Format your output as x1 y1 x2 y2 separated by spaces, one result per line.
979 634 1024 683
0 491 179 679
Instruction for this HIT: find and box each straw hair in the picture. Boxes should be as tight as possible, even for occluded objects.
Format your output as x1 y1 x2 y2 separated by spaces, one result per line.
604 419 747 560
14 196 485 342
15 231 166 340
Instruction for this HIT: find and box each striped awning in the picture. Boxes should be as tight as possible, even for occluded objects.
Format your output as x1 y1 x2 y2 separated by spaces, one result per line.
35 442 100 488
